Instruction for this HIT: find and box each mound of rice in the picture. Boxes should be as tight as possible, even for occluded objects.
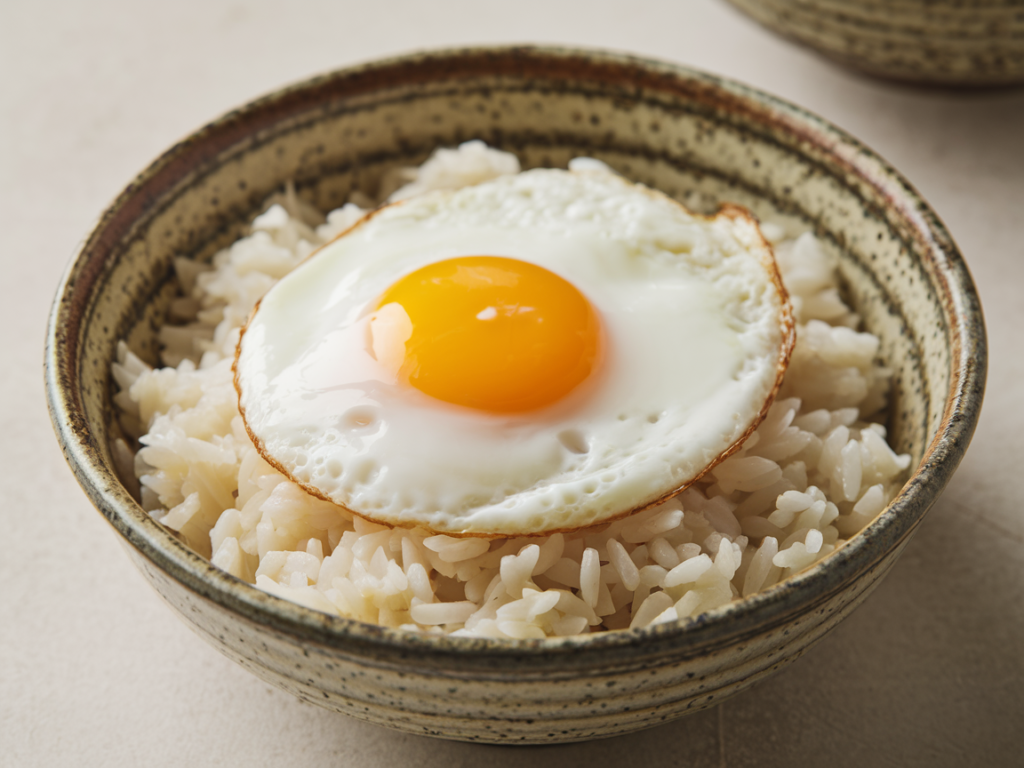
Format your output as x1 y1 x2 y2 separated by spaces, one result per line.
111 142 910 639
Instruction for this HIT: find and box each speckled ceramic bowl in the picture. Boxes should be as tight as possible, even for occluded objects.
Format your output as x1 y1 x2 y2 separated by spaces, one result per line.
45 46 985 744
725 0 1024 86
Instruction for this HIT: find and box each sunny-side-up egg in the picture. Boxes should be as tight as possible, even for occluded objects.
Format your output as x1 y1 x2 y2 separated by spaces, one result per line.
234 168 795 536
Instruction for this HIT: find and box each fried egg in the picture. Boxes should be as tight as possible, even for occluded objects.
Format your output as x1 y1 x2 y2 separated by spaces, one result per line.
234 168 794 536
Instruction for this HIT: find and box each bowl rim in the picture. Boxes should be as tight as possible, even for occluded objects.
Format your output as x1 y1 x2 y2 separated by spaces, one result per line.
45 44 986 665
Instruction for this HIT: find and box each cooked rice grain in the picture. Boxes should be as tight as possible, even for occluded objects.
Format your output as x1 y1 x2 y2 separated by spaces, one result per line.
112 141 911 638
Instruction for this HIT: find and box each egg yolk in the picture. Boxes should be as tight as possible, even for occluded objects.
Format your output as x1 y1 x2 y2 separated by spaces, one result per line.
371 256 602 413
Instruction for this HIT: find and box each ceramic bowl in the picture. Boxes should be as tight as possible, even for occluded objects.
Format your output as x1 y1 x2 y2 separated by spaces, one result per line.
45 46 985 744
725 0 1024 86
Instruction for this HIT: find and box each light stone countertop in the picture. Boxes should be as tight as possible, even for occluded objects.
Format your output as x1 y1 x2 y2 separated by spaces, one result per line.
3 1 1022 765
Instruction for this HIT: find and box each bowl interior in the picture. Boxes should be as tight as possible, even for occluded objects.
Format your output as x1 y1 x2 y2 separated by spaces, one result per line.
48 47 984 653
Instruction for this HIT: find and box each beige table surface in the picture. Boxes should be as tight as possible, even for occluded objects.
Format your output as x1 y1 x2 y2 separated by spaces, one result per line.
3 1 1022 765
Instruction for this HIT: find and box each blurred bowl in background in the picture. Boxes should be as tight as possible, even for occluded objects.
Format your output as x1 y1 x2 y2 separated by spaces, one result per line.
724 0 1024 86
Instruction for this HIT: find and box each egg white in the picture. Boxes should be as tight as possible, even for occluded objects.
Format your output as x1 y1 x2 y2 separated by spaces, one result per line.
235 168 793 535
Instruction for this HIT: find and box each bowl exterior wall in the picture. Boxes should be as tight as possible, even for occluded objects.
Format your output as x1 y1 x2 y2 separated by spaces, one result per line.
124 537 905 742
47 47 985 744
725 0 1024 85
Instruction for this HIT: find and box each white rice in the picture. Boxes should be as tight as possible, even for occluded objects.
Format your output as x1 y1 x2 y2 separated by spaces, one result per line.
111 141 911 639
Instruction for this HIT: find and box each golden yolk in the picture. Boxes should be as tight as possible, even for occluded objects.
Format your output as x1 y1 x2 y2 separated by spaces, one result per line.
373 256 602 413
